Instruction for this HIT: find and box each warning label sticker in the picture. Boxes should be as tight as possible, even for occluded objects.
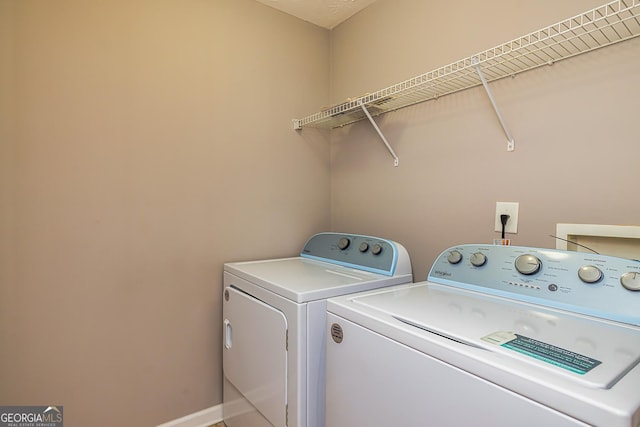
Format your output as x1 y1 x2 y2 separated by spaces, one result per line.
482 332 601 375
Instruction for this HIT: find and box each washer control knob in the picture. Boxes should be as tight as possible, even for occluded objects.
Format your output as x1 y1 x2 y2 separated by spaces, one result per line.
470 252 487 267
515 254 542 275
447 250 463 264
371 244 383 255
338 237 350 250
578 265 603 284
621 272 640 291
359 242 369 253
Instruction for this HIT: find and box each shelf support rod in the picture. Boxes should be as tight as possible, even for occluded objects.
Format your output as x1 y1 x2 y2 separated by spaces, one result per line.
472 56 515 152
358 101 399 167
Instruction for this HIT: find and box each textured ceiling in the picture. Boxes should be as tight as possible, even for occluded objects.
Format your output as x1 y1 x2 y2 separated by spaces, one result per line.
255 0 378 29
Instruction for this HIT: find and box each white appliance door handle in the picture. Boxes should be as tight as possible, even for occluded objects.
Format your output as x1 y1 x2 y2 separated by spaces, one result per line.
224 319 232 349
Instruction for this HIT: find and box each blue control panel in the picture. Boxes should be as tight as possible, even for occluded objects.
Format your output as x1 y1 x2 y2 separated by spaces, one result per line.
301 232 400 276
428 244 640 326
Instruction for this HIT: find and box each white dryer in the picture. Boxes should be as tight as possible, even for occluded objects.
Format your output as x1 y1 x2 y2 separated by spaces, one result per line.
222 232 412 427
326 244 640 427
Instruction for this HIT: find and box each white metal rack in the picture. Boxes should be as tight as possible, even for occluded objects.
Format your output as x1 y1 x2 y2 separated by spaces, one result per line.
293 0 640 166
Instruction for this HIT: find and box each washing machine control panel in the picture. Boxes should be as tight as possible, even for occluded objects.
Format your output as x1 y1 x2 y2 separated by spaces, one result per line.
301 233 405 276
428 244 640 326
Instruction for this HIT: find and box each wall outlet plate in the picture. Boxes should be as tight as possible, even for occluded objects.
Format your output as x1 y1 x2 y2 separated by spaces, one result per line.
495 202 519 234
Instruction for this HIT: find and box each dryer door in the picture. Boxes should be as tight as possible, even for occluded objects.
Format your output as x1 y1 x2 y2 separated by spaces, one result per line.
223 286 288 427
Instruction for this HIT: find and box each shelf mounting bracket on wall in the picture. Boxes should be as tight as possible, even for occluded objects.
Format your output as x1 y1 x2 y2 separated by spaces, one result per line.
472 56 515 152
358 101 399 167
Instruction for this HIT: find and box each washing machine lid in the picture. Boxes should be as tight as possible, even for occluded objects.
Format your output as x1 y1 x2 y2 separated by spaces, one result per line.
224 257 411 303
342 282 640 390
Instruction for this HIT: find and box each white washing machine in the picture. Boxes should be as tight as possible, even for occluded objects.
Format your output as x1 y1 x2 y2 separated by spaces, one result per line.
222 232 412 427
326 244 640 427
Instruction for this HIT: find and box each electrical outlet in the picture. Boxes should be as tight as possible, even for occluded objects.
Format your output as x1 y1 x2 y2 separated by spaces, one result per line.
494 202 519 234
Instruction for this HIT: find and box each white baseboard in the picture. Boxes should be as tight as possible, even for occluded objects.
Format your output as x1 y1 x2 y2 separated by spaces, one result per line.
156 404 223 427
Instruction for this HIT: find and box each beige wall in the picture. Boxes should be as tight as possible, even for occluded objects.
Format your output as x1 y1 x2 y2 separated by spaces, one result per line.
329 0 640 279
0 0 330 425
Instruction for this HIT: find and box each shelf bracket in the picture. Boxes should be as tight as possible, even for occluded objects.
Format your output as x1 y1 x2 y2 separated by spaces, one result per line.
472 56 515 152
358 101 399 167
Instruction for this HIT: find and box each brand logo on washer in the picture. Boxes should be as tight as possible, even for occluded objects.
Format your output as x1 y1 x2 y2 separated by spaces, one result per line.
432 270 451 277
330 323 343 344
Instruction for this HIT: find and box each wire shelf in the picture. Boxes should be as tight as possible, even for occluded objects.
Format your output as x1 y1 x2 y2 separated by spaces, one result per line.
293 0 640 130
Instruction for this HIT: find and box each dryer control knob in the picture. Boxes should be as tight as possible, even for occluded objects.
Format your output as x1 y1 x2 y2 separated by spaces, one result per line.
372 244 383 255
338 237 351 250
359 242 369 252
578 265 603 284
621 272 640 291
515 254 542 275
470 252 487 267
447 250 463 264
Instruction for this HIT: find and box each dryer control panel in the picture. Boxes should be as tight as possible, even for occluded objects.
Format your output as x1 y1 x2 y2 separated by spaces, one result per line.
301 233 411 277
428 244 640 326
